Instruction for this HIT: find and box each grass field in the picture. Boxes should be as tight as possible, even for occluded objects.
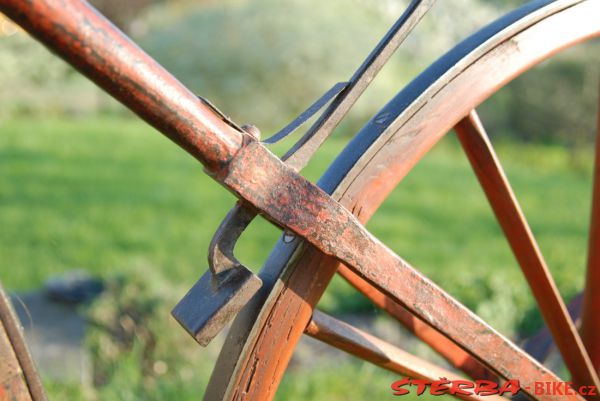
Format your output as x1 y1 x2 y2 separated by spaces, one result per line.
1 116 595 400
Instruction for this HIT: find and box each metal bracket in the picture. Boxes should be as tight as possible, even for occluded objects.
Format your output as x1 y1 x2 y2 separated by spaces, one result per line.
172 0 436 346
172 202 261 346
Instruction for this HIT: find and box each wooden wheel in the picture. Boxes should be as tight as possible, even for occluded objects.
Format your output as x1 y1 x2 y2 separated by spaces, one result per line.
204 1 600 400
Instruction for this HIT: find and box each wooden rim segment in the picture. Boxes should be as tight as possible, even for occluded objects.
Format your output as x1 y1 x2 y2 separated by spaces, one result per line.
205 2 600 401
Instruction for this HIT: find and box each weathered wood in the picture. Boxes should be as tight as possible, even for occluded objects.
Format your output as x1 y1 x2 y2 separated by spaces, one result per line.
305 310 503 401
336 264 493 380
207 2 600 401
455 110 599 388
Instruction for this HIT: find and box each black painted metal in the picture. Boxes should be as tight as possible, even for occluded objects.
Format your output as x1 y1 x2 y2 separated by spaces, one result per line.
318 0 556 194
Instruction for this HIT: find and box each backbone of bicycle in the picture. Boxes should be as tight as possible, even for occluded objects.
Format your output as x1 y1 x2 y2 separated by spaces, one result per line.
1 1 600 401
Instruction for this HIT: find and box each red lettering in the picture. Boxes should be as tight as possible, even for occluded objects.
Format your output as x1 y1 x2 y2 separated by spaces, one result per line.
535 382 545 395
551 381 564 395
564 382 575 396
450 380 474 396
391 377 411 396
474 380 499 396
498 380 521 396
412 379 429 395
430 378 450 396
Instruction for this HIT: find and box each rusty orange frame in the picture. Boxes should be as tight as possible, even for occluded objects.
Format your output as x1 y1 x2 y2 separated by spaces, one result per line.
1 2 599 401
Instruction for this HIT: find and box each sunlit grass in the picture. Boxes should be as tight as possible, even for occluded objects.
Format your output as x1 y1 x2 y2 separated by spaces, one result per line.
1 116 595 400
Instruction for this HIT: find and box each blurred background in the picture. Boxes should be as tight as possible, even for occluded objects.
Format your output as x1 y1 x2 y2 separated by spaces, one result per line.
1 0 599 400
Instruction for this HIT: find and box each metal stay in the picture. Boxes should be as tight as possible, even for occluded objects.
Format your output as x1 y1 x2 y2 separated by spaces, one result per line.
172 0 436 346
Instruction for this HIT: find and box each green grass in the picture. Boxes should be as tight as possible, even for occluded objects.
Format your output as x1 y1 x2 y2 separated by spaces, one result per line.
1 116 596 400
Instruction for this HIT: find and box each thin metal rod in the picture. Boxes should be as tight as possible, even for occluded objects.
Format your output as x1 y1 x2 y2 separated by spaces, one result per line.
263 82 349 144
305 310 505 401
454 110 600 389
0 0 244 173
283 0 436 171
337 264 494 381
581 81 600 373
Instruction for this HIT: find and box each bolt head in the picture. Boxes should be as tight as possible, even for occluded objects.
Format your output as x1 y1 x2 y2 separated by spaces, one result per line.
241 124 261 140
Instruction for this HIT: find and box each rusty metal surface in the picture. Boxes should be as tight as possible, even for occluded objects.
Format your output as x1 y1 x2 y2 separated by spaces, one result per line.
2 2 600 401
336 264 495 381
0 0 245 173
0 286 47 401
581 82 600 373
220 140 585 401
173 0 437 346
172 202 262 346
305 310 505 401
172 124 266 346
455 110 600 389
206 3 600 400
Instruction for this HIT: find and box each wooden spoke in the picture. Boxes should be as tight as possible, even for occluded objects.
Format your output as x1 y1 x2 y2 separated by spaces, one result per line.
336 264 494 380
454 110 599 388
581 83 600 373
305 310 504 401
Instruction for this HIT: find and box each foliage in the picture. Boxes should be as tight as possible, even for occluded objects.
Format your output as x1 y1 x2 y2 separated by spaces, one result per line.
481 43 600 150
0 31 105 118
0 0 597 149
135 0 514 134
137 0 406 132
1 116 594 398
88 0 161 32
84 268 216 401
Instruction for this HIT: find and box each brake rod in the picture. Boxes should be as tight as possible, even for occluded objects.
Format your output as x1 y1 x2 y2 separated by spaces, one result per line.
265 0 436 172
172 0 437 344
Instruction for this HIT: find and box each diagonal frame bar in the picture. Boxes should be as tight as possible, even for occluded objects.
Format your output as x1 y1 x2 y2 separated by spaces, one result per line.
336 264 495 381
223 140 587 401
454 110 600 389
